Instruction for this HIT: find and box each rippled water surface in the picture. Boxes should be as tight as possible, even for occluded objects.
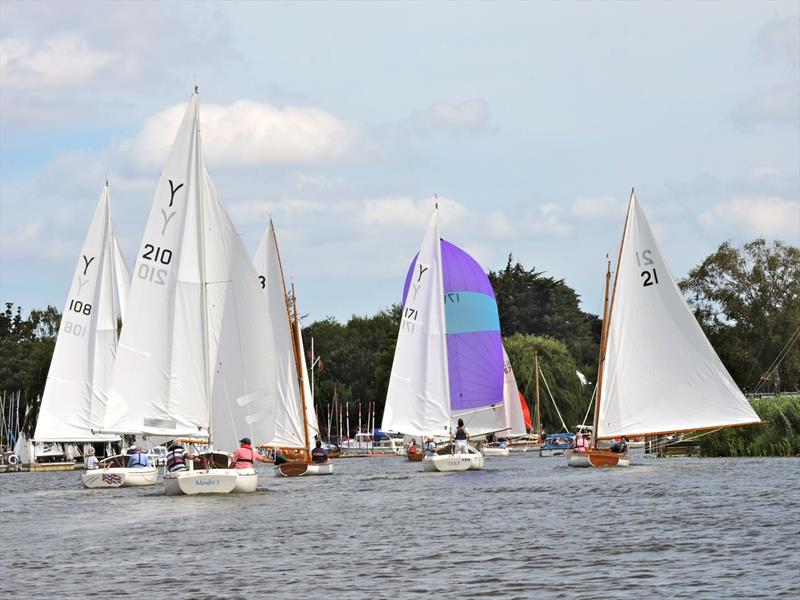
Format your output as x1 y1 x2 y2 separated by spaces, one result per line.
1 456 798 599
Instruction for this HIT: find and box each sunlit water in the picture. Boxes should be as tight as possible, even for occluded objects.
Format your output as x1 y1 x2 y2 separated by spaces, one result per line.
1 455 798 599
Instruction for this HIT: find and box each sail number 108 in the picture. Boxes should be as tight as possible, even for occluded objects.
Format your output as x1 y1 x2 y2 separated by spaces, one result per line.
635 249 659 288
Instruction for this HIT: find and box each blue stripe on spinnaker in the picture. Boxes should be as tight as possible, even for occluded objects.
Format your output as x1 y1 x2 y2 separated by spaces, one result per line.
444 291 500 334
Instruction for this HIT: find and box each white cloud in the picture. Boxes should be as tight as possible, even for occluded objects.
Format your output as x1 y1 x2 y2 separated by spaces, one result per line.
733 83 800 130
699 197 800 239
121 100 365 169
407 99 493 134
361 196 472 232
568 196 622 220
0 34 120 91
758 13 800 65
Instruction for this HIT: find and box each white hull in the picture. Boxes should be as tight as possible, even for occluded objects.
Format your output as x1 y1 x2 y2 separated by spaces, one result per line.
233 468 258 493
482 447 510 457
81 467 157 488
163 469 239 495
422 447 484 472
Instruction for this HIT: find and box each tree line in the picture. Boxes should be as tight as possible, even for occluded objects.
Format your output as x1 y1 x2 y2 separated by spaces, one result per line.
2 238 798 439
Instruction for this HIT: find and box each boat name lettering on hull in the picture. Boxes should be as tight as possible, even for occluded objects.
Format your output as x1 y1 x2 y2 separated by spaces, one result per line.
194 479 220 486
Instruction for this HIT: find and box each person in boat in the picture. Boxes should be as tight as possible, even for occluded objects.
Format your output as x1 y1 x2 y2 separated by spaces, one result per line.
311 440 329 463
127 447 152 468
610 436 628 453
273 448 289 466
408 439 418 453
574 433 589 453
424 437 437 456
454 418 469 454
165 442 194 473
83 447 99 470
230 437 270 469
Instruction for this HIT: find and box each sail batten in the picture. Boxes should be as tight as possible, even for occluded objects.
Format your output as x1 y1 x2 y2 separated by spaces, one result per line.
597 192 760 438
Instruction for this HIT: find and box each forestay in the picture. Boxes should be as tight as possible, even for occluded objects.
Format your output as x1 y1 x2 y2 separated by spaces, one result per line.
34 184 124 443
253 221 318 450
382 207 451 438
104 91 274 450
597 192 761 438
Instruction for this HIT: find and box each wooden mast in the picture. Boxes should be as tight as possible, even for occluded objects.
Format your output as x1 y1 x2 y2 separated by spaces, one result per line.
534 348 541 442
290 284 312 463
593 189 635 450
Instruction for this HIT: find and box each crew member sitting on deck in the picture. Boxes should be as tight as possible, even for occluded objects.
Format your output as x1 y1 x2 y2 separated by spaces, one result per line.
166 443 190 472
84 447 99 470
610 436 628 453
454 418 469 454
230 437 269 469
424 438 437 456
311 440 328 463
408 439 417 453
127 447 152 468
574 433 589 453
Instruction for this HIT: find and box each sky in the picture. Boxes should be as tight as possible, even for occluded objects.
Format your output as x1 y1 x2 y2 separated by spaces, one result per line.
1 1 798 323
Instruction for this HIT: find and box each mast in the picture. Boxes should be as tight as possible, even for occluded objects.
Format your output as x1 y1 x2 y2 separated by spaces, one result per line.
593 189 634 449
194 88 213 450
434 199 452 435
291 285 312 462
534 348 541 442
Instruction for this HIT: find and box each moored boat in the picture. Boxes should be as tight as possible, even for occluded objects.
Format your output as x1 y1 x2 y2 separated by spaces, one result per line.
81 455 158 488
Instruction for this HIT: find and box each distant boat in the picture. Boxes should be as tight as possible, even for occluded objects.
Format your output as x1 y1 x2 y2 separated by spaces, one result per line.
103 89 276 494
253 220 331 477
568 190 762 468
383 202 510 472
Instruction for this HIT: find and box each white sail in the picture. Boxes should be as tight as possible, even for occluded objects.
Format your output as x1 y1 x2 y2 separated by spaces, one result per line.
112 236 131 321
597 191 761 438
34 184 121 442
254 221 317 450
104 91 274 450
382 207 451 438
501 347 527 436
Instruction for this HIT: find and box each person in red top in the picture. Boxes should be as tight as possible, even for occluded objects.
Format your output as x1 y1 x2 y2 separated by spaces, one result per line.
230 438 269 469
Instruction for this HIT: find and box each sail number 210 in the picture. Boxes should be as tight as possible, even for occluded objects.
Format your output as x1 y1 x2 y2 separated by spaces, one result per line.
138 243 173 286
635 249 659 288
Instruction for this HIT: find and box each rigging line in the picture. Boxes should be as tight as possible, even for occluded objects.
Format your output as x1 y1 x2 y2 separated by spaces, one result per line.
580 384 597 429
756 326 800 387
538 367 569 433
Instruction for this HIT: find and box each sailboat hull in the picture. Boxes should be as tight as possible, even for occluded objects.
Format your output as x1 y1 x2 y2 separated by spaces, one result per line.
163 469 239 495
407 451 424 462
81 467 158 488
276 460 334 477
233 468 258 493
422 446 484 472
482 446 510 457
567 449 630 468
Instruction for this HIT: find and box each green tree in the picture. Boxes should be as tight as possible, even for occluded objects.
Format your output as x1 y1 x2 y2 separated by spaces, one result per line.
679 239 800 392
503 333 591 434
490 256 599 370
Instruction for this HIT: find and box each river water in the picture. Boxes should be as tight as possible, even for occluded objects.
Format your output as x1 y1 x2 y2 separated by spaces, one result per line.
1 455 798 599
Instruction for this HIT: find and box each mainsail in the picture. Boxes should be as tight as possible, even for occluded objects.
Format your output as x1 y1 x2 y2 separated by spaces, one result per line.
383 206 506 437
104 90 274 450
253 220 319 450
596 191 761 438
34 183 124 442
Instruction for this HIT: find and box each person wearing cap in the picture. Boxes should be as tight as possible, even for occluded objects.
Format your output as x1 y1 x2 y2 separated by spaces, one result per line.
230 437 269 469
84 447 99 470
166 442 192 473
127 447 152 468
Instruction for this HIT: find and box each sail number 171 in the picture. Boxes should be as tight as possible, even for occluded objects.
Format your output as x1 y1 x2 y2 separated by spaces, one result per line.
635 249 659 288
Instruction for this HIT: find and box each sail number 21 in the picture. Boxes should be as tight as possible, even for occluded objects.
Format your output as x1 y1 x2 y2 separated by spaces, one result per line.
635 249 659 288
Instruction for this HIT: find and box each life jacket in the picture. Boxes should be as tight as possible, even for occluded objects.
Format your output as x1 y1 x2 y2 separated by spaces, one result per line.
128 452 149 468
166 449 187 472
455 428 467 440
311 447 327 463
234 446 255 466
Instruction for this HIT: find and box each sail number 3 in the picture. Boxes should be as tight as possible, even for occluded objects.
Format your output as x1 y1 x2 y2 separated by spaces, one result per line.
635 249 659 288
138 243 173 286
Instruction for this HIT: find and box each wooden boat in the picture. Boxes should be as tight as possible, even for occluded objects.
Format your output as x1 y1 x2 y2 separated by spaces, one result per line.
406 450 424 462
277 459 334 477
569 190 761 468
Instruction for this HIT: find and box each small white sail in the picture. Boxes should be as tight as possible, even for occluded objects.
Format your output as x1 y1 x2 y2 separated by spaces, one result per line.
501 347 527 436
254 221 318 450
34 184 121 442
382 207 451 438
112 236 131 321
105 91 274 450
597 191 760 438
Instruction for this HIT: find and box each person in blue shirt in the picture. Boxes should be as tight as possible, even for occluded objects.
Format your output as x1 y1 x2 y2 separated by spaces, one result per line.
127 447 152 468
310 440 328 463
